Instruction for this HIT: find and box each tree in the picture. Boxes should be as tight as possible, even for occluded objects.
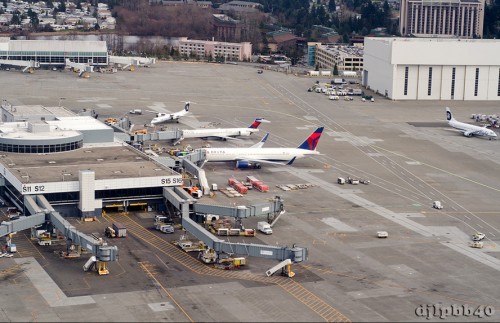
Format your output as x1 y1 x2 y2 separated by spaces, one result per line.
328 0 336 12
10 10 21 25
333 63 339 75
58 0 66 13
27 8 39 30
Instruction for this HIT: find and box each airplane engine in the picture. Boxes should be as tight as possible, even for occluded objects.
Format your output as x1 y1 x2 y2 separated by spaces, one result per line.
463 131 473 137
236 161 261 169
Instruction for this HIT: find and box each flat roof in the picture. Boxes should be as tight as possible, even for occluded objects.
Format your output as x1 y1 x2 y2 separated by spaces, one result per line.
48 116 111 131
6 39 107 53
0 145 179 183
3 105 76 118
366 37 500 44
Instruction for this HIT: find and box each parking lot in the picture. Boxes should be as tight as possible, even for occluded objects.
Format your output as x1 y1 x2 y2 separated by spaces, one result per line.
0 62 500 322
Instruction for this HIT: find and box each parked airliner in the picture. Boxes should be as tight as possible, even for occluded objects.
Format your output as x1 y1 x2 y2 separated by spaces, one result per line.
173 118 269 145
197 127 324 168
446 107 497 140
150 102 190 124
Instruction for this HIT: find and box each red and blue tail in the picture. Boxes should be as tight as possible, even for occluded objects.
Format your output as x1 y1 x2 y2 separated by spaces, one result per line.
249 118 267 129
297 127 324 150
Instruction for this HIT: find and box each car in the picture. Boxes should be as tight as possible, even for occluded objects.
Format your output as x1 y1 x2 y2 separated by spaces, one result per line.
472 232 485 241
377 231 388 238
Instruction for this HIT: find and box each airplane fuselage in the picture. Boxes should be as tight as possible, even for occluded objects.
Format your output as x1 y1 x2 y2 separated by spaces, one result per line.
182 128 258 139
202 147 320 162
448 119 497 138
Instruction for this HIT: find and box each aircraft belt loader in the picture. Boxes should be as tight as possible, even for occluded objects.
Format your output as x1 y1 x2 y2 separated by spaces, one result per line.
266 259 295 278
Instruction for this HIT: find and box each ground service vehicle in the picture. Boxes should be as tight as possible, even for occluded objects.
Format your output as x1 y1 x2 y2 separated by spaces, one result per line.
156 223 174 234
347 177 359 185
337 177 345 185
258 221 273 235
473 232 485 241
433 201 443 209
112 222 127 238
470 241 484 248
105 227 116 238
377 231 388 238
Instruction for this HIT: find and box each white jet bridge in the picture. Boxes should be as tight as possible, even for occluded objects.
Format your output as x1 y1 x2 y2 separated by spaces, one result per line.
0 59 40 73
109 56 156 70
65 58 94 77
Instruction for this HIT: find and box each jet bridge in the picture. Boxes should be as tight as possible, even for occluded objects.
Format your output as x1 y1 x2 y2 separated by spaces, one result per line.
109 56 156 70
163 187 307 262
0 195 118 263
65 59 93 77
0 59 40 72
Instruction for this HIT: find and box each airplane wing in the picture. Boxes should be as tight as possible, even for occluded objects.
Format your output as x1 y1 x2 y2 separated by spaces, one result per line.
234 156 296 166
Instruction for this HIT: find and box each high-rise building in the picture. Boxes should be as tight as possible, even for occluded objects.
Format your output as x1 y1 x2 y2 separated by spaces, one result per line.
399 0 484 38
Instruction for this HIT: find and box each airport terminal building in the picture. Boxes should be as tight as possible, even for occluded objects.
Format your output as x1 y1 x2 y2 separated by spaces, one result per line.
363 37 500 100
0 103 182 218
0 37 108 67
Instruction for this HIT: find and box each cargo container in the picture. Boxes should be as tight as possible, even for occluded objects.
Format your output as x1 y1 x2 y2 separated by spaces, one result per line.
112 222 127 238
254 182 269 192
246 175 260 184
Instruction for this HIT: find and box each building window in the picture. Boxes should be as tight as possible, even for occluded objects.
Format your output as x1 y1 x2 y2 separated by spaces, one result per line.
404 66 409 96
474 68 479 96
451 67 456 98
428 67 432 96
497 68 500 96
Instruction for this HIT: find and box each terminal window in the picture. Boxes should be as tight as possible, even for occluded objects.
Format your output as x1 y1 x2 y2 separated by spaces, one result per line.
427 67 432 96
497 68 500 96
451 67 456 98
404 66 409 96
474 68 479 97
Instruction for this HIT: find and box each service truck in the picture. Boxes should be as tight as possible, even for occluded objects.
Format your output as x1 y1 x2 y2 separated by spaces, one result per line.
155 223 174 234
332 78 345 84
257 221 273 235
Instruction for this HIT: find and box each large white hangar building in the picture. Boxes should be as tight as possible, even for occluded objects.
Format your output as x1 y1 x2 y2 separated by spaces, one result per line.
363 37 500 100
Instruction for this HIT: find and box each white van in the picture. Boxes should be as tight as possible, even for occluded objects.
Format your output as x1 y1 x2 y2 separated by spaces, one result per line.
154 215 168 223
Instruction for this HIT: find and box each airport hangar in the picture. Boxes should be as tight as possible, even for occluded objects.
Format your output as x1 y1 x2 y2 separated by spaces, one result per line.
363 37 500 101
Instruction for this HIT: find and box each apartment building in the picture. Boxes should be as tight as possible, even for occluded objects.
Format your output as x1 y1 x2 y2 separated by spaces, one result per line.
399 0 484 38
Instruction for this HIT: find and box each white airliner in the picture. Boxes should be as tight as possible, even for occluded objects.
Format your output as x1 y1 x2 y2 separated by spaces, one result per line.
173 118 269 145
150 102 190 124
197 127 324 169
446 107 497 140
